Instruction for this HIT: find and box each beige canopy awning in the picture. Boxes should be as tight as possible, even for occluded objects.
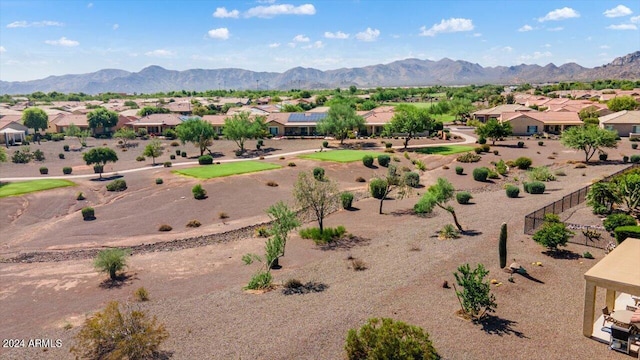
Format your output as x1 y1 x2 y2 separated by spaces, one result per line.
583 239 640 336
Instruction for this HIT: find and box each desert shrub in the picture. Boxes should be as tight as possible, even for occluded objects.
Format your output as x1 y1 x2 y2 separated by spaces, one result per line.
583 251 594 259
152 178 162 186
322 140 329 148
603 213 637 233
493 150 499 155
528 167 555 182
351 258 367 271
487 169 500 179
393 156 400 162
77 192 86 201
287 162 296 167
623 155 629 163
538 141 544 146
574 162 587 168
599 152 608 161
345 318 438 360
59 153 65 159
39 166 48 175
403 151 410 160
136 155 145 162
244 270 273 290
473 147 483 154
170 141 180 147
63 144 70 151
478 137 487 145
93 248 129 280
11 149 31 164
414 159 427 171
362 155 374 167
495 159 507 176
533 214 573 251
472 167 489 182
192 184 207 199
70 301 167 360
198 155 213 165
439 224 460 239
266 180 278 187
480 144 490 153
175 149 181 155
63 166 72 175
158 224 172 232
218 212 229 219
355 176 366 183
341 192 354 209
455 166 464 175
299 226 346 244
633 143 638 150
526 181 546 194
369 178 388 200
134 287 150 302
169 154 175 160
186 219 201 228
614 226 640 244
106 179 127 192
81 207 95 220
403 171 420 188
514 157 532 170
517 141 525 148
457 152 481 163
255 226 270 237
505 185 520 198
181 151 187 157
442 165 449 170
454 263 497 320
456 191 472 204
378 154 391 167
33 149 45 161
163 161 172 167
631 155 640 163
313 167 325 181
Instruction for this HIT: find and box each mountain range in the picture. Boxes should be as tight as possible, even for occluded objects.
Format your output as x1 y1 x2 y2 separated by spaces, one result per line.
1 52 639 95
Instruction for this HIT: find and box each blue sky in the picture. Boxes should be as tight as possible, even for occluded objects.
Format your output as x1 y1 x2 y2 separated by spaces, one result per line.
0 0 639 82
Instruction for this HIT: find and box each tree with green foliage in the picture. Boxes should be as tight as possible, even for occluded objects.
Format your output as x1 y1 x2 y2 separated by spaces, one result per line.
369 165 409 214
0 147 6 163
143 139 163 165
385 104 434 149
70 301 168 360
578 107 600 121
345 318 438 360
414 177 463 231
113 127 136 148
21 107 48 143
293 171 339 233
223 112 267 153
586 181 619 215
317 103 365 144
453 263 497 320
349 85 357 94
137 106 170 117
607 96 640 112
475 119 512 145
87 107 119 134
65 123 91 147
532 214 574 252
449 98 475 123
82 147 118 179
94 248 130 280
560 125 618 163
612 171 640 215
176 118 216 156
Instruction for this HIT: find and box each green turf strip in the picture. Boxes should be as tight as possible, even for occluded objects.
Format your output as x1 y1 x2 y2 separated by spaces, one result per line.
299 150 386 163
414 145 475 155
173 160 281 179
0 179 75 198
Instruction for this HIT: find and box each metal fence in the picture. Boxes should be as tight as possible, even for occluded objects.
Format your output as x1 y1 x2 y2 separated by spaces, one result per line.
523 164 638 248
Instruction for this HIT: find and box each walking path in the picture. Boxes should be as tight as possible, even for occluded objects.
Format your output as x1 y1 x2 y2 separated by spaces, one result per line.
0 129 476 182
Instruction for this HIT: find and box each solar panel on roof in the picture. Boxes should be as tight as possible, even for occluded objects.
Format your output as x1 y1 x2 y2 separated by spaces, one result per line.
287 113 328 122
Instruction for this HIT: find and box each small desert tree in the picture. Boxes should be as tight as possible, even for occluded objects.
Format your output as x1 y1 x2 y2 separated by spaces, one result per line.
369 165 409 214
293 171 339 233
414 177 463 231
87 107 119 135
142 139 163 165
94 248 130 280
316 103 365 144
83 147 118 179
345 318 438 360
176 118 216 156
65 123 91 147
475 119 513 145
70 301 168 360
453 263 497 320
560 125 618 163
586 181 619 215
532 214 574 252
384 104 434 149
21 107 48 143
113 127 136 148
224 112 267 153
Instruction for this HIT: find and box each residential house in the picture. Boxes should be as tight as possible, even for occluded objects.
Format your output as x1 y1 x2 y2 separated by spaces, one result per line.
163 101 192 115
0 117 28 145
599 111 640 138
48 114 89 133
472 104 533 122
126 113 183 135
201 115 228 135
358 106 396 135
500 111 582 136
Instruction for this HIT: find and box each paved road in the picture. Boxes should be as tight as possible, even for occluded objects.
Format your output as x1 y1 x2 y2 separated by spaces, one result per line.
0 130 476 182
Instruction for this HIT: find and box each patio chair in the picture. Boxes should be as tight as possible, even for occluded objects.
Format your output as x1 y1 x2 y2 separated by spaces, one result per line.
603 306 612 326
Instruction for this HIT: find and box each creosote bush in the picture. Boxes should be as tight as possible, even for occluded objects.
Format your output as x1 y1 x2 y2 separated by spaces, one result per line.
514 157 532 170
76 192 86 201
218 212 229 219
455 166 464 175
472 167 489 182
134 287 150 302
378 154 391 167
81 207 95 220
266 180 279 187
198 155 213 165
155 178 163 185
299 226 346 245
362 155 374 167
351 258 367 271
313 167 325 181
341 192 354 209
403 171 420 188
106 179 127 192
158 224 172 232
355 176 366 183
63 166 72 175
524 181 546 194
192 184 207 199
505 185 520 198
186 219 201 228
457 152 481 163
345 318 438 360
456 191 472 204
287 162 296 167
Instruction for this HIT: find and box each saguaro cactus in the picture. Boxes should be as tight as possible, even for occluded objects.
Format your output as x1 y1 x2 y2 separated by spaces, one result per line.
499 222 507 268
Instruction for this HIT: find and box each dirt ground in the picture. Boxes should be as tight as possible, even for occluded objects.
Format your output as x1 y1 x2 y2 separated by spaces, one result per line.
0 132 637 359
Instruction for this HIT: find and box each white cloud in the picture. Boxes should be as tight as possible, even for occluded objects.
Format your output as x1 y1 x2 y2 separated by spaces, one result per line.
603 5 632 18
324 31 349 39
7 20 63 28
419 18 474 37
472 33 482 37
600 45 610 49
543 43 551 48
245 3 316 18
547 27 564 31
268 43 280 48
213 7 239 18
44 37 79 47
303 40 324 49
503 46 513 52
631 15 640 23
355 27 380 41
519 51 552 61
145 49 175 57
538 7 580 22
518 24 533 32
112 23 119 30
607 23 638 30
0 46 5 53
293 34 310 42
87 2 93 8
207 27 230 40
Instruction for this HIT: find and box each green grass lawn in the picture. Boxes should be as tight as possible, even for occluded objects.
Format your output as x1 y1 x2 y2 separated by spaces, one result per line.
173 160 282 179
414 145 475 155
383 102 436 109
299 150 386 163
0 179 75 198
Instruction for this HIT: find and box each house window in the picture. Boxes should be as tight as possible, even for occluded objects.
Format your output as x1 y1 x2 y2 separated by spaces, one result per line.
605 125 615 131
632 125 640 134
527 125 538 134
269 127 278 135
